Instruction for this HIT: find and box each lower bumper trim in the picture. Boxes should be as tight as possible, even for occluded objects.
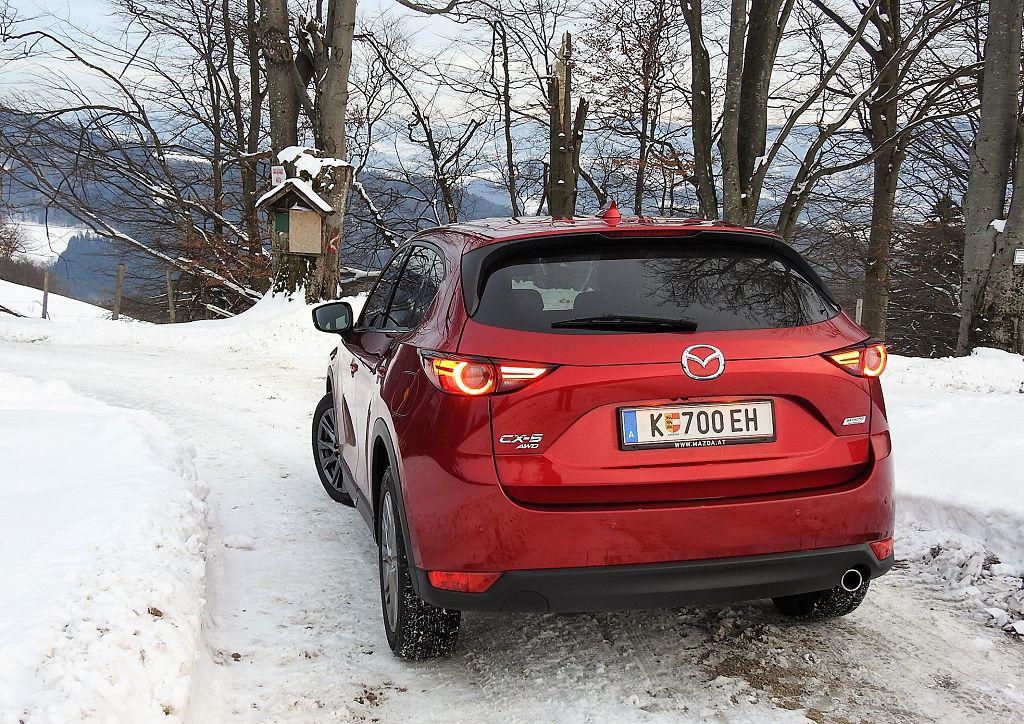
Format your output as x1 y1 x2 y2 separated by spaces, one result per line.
413 544 893 613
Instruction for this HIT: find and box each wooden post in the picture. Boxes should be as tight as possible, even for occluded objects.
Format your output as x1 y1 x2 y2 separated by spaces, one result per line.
165 268 176 324
112 263 125 321
41 270 49 320
855 297 864 325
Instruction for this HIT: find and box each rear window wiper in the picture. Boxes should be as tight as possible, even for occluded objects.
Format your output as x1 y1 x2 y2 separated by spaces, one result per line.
550 315 699 331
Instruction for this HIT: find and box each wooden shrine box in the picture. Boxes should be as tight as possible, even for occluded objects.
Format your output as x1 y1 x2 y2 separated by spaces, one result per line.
255 179 334 256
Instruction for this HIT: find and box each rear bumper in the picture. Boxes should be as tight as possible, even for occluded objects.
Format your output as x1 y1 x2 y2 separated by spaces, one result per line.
399 447 894 572
414 544 894 613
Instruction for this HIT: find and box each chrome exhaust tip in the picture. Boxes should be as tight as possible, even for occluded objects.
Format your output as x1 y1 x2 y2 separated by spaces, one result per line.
840 568 864 593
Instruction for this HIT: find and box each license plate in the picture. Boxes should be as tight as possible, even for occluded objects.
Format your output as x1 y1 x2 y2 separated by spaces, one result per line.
619 401 776 450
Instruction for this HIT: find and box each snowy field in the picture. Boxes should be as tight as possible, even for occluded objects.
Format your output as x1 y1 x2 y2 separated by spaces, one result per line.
0 279 117 322
9 221 92 266
0 298 1022 723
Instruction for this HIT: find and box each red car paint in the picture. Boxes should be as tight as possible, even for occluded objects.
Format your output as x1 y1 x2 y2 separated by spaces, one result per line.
326 218 894 605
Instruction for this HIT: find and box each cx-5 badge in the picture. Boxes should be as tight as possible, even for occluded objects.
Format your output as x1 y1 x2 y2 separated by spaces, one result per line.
681 344 726 380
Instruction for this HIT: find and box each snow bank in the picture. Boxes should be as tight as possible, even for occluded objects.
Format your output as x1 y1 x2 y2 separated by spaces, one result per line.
900 525 1024 636
886 348 1024 569
0 292 363 368
0 279 116 322
886 347 1024 632
0 373 209 723
887 347 1023 395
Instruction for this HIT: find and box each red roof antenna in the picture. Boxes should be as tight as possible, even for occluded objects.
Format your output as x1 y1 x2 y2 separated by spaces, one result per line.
596 198 621 225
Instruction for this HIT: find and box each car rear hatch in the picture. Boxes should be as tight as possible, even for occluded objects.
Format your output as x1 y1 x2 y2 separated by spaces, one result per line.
458 230 875 506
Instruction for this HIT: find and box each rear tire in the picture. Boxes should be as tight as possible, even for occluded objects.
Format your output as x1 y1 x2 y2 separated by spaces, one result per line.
772 580 869 620
378 469 461 659
312 393 355 506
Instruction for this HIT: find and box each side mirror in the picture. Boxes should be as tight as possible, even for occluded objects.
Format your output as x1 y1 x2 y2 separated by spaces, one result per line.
312 301 354 334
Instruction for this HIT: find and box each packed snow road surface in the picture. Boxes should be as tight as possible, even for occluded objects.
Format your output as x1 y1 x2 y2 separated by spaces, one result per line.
1 299 1021 723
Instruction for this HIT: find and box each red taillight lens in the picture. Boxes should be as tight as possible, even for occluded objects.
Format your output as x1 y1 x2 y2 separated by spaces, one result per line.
427 571 502 593
862 344 887 377
422 352 553 396
429 358 496 395
870 537 894 561
826 342 887 378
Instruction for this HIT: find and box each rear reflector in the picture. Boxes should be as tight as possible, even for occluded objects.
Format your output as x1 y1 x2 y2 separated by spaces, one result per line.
870 537 894 561
427 571 502 593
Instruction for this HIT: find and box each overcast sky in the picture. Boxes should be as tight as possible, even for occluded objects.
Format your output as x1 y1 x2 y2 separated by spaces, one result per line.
11 0 110 28
9 0 455 48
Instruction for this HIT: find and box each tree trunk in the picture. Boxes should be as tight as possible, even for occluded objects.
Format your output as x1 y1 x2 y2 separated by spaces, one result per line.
497 23 520 218
957 0 1024 354
243 0 266 288
681 0 717 219
861 0 902 340
974 117 1024 352
260 0 310 296
862 145 903 338
260 0 300 154
314 0 357 302
719 0 747 223
736 0 792 224
634 86 652 216
720 0 793 224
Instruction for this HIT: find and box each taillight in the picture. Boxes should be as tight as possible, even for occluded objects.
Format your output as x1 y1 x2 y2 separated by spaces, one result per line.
825 342 887 378
421 352 554 396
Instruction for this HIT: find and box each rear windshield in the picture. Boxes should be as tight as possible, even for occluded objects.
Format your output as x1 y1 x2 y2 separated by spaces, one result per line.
472 242 838 333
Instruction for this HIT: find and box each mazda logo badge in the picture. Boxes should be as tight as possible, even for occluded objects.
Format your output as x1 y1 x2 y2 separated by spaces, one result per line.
681 344 726 380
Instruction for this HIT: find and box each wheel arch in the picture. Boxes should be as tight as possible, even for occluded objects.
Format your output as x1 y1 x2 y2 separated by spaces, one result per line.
369 419 419 581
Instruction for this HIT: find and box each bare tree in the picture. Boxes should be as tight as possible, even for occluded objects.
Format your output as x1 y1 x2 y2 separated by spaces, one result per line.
358 27 485 224
581 0 688 216
797 0 978 338
1 9 267 314
452 0 583 216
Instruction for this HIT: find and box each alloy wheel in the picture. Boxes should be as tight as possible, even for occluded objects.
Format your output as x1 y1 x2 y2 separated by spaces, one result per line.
380 490 400 632
315 407 344 492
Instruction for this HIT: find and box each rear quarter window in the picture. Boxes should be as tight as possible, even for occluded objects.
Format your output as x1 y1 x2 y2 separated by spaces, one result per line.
472 241 838 333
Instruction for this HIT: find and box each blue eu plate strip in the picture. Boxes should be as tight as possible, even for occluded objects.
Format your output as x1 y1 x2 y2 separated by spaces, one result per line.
622 410 639 444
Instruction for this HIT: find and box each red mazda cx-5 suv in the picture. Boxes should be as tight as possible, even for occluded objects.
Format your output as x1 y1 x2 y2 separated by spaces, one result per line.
311 216 895 659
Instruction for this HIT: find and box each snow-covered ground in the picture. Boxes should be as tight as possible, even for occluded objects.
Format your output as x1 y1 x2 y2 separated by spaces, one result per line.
0 302 1021 723
0 279 116 321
